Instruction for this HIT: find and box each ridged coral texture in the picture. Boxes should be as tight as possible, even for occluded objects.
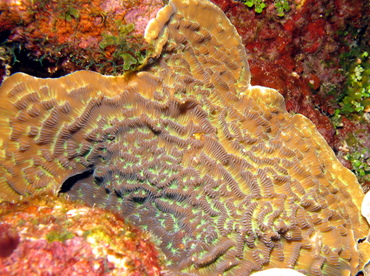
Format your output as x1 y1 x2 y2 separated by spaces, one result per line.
0 0 369 275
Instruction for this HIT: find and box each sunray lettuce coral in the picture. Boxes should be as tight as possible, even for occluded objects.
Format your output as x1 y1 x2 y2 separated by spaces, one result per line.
0 0 369 275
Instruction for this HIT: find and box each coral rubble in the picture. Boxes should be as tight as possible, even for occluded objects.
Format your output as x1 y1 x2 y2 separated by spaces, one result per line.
0 0 369 275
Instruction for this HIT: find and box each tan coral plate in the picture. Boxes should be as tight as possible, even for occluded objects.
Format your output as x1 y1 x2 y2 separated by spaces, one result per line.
0 0 370 275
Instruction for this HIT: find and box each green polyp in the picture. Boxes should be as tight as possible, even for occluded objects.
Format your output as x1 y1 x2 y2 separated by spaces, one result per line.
166 241 174 250
158 217 166 227
170 246 179 256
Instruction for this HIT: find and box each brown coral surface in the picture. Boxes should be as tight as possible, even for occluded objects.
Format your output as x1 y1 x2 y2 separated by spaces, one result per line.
211 0 368 148
211 0 370 191
0 0 369 275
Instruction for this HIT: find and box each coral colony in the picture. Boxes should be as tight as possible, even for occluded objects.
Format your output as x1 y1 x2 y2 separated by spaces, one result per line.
0 0 369 275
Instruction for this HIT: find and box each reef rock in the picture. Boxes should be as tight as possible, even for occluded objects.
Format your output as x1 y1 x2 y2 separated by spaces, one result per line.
0 194 162 275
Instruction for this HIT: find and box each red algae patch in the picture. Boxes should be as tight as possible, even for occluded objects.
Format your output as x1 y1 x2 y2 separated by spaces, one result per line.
0 194 162 275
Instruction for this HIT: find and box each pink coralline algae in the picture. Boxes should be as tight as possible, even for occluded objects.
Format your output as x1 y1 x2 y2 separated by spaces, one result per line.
1 238 111 276
124 0 164 35
0 194 162 276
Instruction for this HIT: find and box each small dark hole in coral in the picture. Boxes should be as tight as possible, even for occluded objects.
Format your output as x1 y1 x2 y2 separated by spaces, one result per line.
0 224 20 258
114 190 124 198
132 197 147 204
355 270 364 276
358 237 366 243
59 167 94 194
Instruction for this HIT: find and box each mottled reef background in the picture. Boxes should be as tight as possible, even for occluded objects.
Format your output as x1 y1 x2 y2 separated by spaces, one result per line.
0 0 369 189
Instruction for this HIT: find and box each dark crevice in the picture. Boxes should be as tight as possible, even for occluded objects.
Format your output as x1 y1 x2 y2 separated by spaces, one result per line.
357 237 367 243
59 167 94 194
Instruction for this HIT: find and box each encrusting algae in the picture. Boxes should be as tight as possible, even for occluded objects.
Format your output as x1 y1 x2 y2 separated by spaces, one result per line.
0 194 162 275
0 0 370 275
